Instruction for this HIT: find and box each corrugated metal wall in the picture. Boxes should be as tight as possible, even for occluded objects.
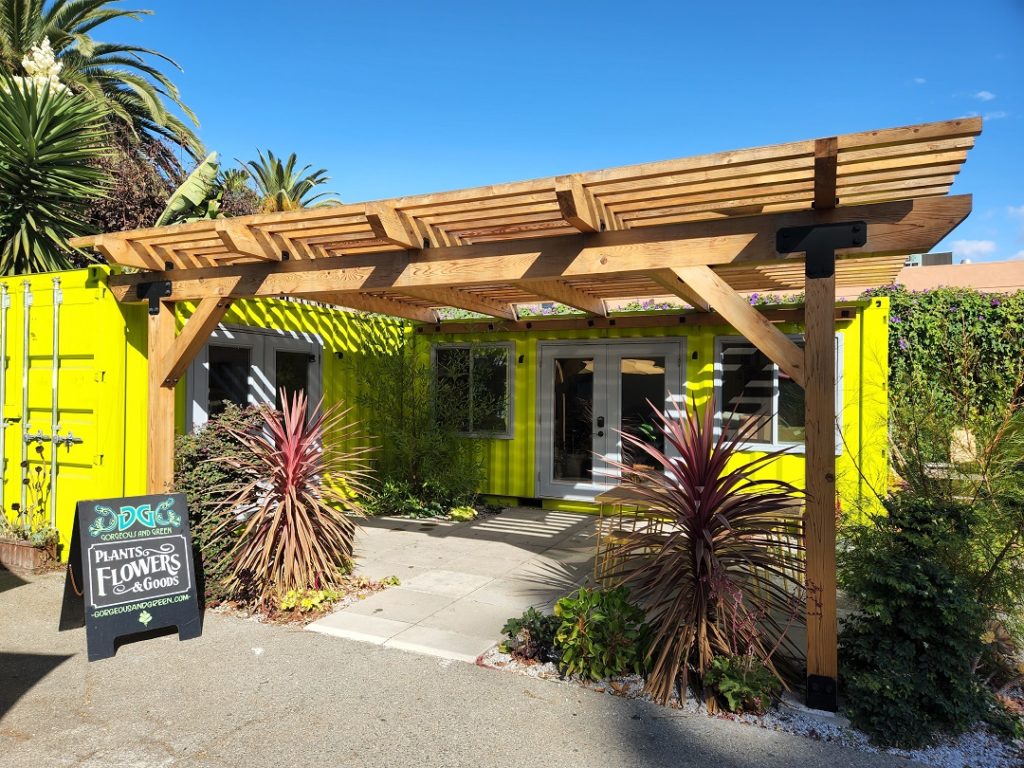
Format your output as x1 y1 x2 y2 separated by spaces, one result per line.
413 298 890 516
0 264 888 558
1 271 406 558
0 267 149 558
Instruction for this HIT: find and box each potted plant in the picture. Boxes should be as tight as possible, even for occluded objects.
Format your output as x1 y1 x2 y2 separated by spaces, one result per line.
0 513 59 573
0 460 61 572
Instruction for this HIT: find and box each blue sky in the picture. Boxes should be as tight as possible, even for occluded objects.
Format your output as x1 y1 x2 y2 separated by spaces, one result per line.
108 1 1022 262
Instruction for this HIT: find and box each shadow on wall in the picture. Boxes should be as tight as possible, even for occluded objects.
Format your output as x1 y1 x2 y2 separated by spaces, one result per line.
222 298 409 356
0 652 72 719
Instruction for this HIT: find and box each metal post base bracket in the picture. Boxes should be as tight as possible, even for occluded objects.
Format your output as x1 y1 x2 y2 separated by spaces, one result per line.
776 221 867 279
806 674 838 712
137 281 172 315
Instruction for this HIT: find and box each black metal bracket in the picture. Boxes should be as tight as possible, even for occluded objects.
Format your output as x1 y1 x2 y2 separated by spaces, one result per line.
806 674 838 713
136 281 172 315
776 221 867 279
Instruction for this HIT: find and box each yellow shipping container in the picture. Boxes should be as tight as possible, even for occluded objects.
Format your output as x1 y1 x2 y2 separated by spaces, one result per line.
0 266 888 559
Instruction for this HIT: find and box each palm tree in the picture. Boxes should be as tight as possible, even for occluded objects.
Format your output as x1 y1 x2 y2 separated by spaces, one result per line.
0 77 110 274
217 167 259 217
242 150 338 213
0 0 201 175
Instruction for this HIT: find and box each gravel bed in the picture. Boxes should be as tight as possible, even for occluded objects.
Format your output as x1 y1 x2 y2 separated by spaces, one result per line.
478 647 1024 768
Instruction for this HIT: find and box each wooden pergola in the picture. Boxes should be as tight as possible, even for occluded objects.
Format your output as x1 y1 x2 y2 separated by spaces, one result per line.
73 116 980 710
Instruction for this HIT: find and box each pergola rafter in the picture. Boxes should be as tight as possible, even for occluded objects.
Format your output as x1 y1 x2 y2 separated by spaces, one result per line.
73 117 982 713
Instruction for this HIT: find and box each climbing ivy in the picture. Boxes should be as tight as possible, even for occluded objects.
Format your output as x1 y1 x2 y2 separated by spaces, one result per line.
864 285 1024 420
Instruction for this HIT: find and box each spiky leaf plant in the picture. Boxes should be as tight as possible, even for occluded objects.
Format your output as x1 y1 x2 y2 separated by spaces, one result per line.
0 77 108 274
214 390 371 609
602 397 805 704
0 1 202 171
241 150 338 212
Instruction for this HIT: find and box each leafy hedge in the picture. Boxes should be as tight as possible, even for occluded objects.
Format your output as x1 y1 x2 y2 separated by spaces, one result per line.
864 285 1024 418
839 495 991 747
174 404 264 604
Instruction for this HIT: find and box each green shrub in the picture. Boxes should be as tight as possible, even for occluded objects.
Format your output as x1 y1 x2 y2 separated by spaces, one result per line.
705 654 780 714
356 349 485 514
364 479 447 519
501 607 561 662
863 286 1024 699
174 403 264 604
839 494 991 747
553 587 647 681
278 588 342 614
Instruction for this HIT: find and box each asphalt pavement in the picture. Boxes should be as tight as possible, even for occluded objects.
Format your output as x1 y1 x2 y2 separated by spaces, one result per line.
0 569 919 768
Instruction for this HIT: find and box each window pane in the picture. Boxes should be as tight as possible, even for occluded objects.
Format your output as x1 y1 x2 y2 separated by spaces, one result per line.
435 347 470 432
208 345 250 418
471 348 509 433
719 342 772 443
777 341 806 443
553 357 593 481
275 350 310 411
620 357 665 467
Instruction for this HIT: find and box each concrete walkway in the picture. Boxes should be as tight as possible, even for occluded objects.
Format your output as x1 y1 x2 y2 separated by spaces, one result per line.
308 508 597 661
0 570 923 768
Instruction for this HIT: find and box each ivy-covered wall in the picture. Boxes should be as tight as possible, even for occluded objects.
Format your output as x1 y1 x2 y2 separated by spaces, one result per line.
865 285 1024 417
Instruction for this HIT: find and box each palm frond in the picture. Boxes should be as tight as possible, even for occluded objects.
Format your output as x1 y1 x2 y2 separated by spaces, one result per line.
241 149 339 213
0 0 200 167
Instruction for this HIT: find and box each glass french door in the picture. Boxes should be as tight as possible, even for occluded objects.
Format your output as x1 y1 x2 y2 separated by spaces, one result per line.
537 340 684 500
186 327 322 430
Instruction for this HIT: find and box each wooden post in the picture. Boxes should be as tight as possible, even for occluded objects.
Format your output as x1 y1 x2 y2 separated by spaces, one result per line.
804 271 838 709
147 300 176 493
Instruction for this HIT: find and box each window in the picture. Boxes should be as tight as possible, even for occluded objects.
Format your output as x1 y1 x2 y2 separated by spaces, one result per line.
207 345 251 419
434 344 513 437
187 327 322 431
715 336 841 449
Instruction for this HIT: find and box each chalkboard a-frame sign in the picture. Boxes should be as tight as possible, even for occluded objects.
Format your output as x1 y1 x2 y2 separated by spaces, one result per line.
59 493 202 661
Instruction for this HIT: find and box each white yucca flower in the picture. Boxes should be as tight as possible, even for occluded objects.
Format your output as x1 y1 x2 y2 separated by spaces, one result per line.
13 37 68 93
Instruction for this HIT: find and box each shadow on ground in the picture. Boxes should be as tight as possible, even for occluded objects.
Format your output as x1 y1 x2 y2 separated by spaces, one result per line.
0 566 29 596
360 508 594 550
0 652 73 719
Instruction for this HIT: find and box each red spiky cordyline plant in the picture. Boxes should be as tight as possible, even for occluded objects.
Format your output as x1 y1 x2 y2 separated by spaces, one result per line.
214 390 371 609
604 397 805 705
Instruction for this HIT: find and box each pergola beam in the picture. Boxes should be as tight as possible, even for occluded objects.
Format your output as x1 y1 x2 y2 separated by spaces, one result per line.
159 297 232 387
401 286 518 321
647 269 711 311
106 195 972 304
366 203 421 249
303 292 439 323
216 222 280 261
515 279 607 316
664 265 805 386
814 137 839 210
93 236 161 270
555 175 601 232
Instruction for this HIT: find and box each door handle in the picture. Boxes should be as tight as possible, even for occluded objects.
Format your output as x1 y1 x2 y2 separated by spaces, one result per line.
596 430 604 437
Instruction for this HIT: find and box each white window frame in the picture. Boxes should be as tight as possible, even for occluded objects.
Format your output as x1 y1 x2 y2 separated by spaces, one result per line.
186 324 323 432
535 338 686 501
431 342 515 439
712 333 844 455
